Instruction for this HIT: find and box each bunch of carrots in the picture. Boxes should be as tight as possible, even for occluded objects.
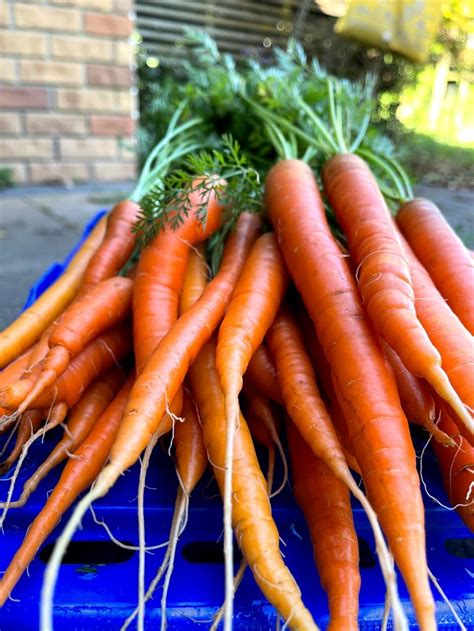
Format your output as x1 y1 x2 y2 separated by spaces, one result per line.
0 38 473 631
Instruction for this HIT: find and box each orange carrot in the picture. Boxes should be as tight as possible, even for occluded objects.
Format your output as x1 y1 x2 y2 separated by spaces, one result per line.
0 410 43 475
287 419 360 631
323 153 472 437
40 213 261 628
15 277 132 414
2 367 124 509
266 159 434 630
190 336 317 630
296 304 361 475
245 345 282 404
80 201 139 291
215 231 289 628
381 341 453 446
398 232 474 444
430 411 474 532
0 322 131 411
0 373 134 605
0 217 107 368
133 183 223 374
397 198 474 334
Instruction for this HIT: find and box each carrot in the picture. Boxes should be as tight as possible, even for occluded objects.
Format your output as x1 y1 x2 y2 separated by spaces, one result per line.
296 304 361 475
215 232 289 629
322 153 472 437
381 341 454 446
0 321 132 411
1 367 124 509
128 245 207 629
287 419 360 631
266 159 433 630
267 307 404 619
0 217 107 368
245 344 282 404
80 201 139 291
190 336 317 630
396 198 474 334
0 350 35 430
40 212 261 628
430 411 474 532
398 232 474 444
0 373 134 605
14 277 133 415
133 182 223 375
242 383 288 497
0 410 43 475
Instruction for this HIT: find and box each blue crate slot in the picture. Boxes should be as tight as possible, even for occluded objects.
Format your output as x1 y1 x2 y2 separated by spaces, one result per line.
1 210 473 630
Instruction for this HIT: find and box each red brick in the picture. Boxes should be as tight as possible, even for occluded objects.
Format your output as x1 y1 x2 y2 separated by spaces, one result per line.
0 87 48 109
85 12 132 37
87 64 132 88
90 115 134 136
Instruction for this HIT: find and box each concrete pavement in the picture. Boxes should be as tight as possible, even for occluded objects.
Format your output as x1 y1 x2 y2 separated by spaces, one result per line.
0 182 472 330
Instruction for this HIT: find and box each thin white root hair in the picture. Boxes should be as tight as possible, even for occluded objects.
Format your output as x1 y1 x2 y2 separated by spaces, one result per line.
0 411 20 433
120 488 189 631
0 416 21 458
159 487 189 631
420 433 474 510
40 484 105 631
347 476 408 631
381 591 391 631
210 559 247 631
137 427 161 631
428 567 466 630
223 389 239 631
89 505 169 552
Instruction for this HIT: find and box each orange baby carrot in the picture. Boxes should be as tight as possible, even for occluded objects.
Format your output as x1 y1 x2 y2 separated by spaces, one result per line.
190 336 317 630
323 153 471 437
287 419 360 631
266 159 433 630
0 322 131 410
15 277 132 414
397 198 474 334
245 345 282 404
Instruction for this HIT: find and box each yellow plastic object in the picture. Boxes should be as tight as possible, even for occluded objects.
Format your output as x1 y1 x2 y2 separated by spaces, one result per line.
335 0 444 63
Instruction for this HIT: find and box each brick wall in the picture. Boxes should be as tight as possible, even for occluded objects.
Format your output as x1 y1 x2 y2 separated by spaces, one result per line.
0 0 137 185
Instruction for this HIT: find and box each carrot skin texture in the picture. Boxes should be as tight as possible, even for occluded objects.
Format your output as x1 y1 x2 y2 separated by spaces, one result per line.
16 277 132 414
397 198 474 334
0 410 43 474
323 153 470 435
95 213 261 485
381 341 454 445
431 412 474 532
245 345 282 404
398 233 474 443
0 373 134 605
133 185 223 374
80 201 139 291
216 232 289 395
0 218 107 368
287 420 360 631
266 159 435 630
174 389 207 494
13 367 123 507
189 338 316 630
0 322 132 410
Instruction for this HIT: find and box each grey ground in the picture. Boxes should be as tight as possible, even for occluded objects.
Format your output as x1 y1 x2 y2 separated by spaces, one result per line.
0 182 472 330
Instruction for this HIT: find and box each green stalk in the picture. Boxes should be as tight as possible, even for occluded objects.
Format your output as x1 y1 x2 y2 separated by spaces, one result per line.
357 147 407 203
327 79 348 154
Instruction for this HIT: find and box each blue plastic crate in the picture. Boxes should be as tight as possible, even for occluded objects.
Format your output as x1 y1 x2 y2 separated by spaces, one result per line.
1 210 473 630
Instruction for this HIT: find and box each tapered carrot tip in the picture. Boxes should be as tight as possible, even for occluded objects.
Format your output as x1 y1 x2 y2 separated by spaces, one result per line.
429 365 474 441
18 346 70 414
0 380 33 410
